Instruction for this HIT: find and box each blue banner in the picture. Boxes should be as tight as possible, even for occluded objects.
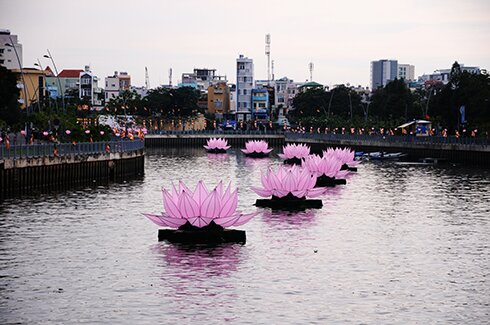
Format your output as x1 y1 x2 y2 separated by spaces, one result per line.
459 105 465 124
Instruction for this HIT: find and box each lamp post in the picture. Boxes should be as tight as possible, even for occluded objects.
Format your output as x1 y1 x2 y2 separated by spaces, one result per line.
5 41 29 114
44 49 65 113
34 60 57 112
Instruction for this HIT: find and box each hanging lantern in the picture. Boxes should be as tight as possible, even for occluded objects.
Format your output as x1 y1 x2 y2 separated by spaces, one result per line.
85 130 90 134
65 130 71 135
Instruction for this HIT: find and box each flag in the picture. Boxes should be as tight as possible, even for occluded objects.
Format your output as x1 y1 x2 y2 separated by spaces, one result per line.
459 105 466 124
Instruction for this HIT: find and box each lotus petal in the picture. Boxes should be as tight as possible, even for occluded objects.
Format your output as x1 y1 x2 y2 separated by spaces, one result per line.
162 189 182 218
215 212 258 227
306 187 327 197
201 189 221 218
187 216 214 228
178 190 200 218
252 187 273 197
143 213 187 228
192 180 209 206
219 188 238 217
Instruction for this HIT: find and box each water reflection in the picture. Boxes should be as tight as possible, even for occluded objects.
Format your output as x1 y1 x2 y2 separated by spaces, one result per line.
261 209 318 229
152 243 244 279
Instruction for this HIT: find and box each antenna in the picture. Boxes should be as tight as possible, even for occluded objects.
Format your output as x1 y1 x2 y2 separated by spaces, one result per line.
145 67 150 89
309 62 314 82
271 60 275 81
265 34 271 83
169 68 173 87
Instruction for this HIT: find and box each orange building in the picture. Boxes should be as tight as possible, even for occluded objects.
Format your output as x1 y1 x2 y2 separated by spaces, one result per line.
207 82 230 115
12 68 46 110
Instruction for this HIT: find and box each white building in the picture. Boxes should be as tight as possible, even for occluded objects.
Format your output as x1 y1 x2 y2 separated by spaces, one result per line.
105 71 131 102
398 64 415 81
273 77 302 109
79 65 103 107
0 29 22 70
418 64 481 84
236 54 254 121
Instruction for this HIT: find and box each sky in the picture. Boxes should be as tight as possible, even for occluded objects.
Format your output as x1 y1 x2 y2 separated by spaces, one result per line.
1 0 489 88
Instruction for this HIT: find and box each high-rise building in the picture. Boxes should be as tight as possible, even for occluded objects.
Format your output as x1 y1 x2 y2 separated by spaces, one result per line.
370 59 398 90
236 54 254 121
398 64 415 81
0 29 22 70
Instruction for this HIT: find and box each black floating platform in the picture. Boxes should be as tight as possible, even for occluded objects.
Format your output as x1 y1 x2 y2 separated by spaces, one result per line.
255 198 322 210
244 152 270 158
341 164 357 172
158 229 246 244
283 157 303 165
315 176 347 187
206 148 227 154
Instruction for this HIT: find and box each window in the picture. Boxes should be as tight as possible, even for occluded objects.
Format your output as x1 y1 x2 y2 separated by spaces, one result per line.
0 49 4 53
243 89 247 95
0 59 4 64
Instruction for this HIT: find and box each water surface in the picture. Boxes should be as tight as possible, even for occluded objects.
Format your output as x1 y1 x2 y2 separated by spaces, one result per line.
1 148 489 324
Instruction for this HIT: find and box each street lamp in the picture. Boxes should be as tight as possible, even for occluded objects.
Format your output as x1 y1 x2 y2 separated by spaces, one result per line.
44 49 65 112
5 41 29 114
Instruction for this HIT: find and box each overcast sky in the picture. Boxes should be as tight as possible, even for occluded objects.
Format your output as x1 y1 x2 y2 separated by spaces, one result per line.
1 0 489 88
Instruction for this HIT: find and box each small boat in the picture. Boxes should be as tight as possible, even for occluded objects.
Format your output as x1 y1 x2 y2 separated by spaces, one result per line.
364 152 407 160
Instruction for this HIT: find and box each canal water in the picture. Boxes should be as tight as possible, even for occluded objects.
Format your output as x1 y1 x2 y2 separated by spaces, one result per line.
1 147 489 324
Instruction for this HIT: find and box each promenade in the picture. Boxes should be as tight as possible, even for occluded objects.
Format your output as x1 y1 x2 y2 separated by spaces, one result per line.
0 140 145 198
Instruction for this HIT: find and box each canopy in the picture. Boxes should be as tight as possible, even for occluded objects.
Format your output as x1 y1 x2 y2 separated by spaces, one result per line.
396 120 431 129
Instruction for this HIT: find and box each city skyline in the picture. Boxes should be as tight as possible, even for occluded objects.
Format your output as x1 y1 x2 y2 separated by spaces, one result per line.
1 0 489 87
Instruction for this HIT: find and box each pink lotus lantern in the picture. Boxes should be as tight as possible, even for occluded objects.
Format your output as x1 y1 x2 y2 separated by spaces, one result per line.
100 131 105 135
204 138 231 153
323 147 360 171
144 180 257 243
252 165 326 210
278 143 311 165
65 130 71 135
241 140 273 157
20 130 26 136
85 130 90 134
302 154 349 187
43 131 49 136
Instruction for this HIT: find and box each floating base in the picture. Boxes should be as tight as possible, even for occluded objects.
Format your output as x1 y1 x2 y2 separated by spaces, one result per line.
206 148 227 154
255 195 322 210
283 158 302 165
244 152 270 158
315 175 347 187
341 164 357 172
158 229 246 244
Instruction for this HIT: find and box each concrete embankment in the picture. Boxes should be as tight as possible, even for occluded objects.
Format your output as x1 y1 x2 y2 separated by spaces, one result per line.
287 137 490 167
145 133 285 147
0 149 144 199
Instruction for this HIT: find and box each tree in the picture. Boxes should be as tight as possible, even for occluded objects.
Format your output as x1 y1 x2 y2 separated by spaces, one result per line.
0 66 23 128
107 90 143 115
369 78 414 120
431 62 490 131
144 86 200 118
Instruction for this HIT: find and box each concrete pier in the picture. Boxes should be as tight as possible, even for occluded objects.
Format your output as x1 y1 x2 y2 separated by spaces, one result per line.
0 148 144 199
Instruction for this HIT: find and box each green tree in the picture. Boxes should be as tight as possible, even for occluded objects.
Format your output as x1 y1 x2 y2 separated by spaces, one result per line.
431 62 490 131
107 90 143 115
370 78 414 120
144 86 200 118
0 66 23 128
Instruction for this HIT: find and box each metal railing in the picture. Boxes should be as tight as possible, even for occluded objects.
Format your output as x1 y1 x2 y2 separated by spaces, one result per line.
0 139 145 160
285 132 490 146
147 129 285 136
